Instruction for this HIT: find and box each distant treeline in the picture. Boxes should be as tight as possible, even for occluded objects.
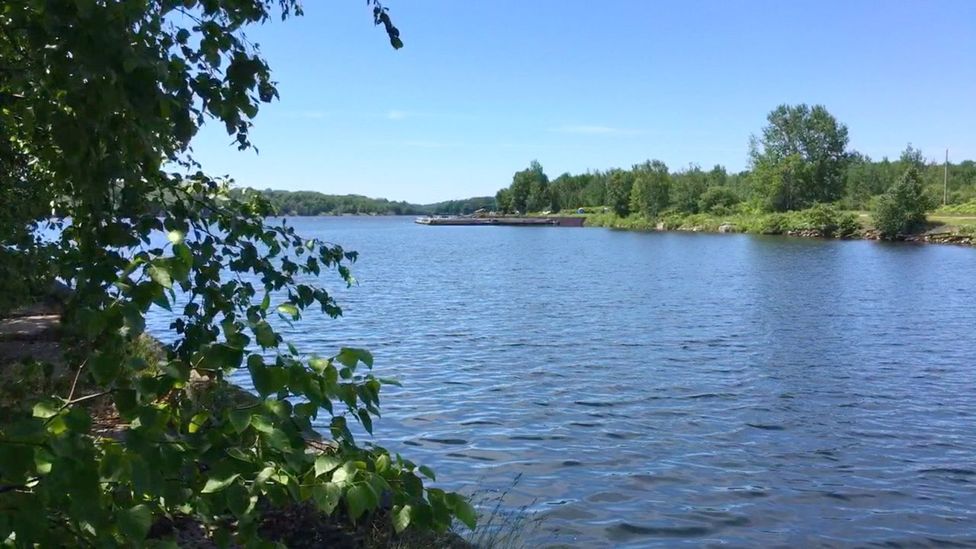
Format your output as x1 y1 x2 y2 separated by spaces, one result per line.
229 189 496 216
494 105 976 223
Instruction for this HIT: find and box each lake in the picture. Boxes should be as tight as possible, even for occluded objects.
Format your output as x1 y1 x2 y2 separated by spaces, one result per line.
148 216 976 547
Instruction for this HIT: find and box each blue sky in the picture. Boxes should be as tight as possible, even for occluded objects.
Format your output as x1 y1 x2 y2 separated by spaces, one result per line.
191 0 976 203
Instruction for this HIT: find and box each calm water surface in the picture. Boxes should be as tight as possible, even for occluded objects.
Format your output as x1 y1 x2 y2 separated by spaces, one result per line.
149 216 976 547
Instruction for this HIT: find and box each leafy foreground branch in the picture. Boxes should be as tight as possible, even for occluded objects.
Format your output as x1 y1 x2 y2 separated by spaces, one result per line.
1 181 474 545
0 0 473 545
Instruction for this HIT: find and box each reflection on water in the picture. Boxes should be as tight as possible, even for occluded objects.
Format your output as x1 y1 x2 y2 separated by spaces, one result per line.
147 217 976 547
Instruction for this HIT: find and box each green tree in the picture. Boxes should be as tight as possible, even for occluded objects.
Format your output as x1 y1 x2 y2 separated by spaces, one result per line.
844 152 874 209
629 160 671 217
749 104 850 210
699 186 741 213
495 187 512 213
899 144 926 172
0 1 473 545
582 171 608 207
873 165 931 238
671 164 708 213
508 160 547 214
526 178 554 212
606 169 635 216
707 165 729 187
751 153 813 212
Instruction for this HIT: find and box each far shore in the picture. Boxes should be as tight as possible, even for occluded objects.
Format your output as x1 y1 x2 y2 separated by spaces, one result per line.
577 210 975 247
272 209 976 247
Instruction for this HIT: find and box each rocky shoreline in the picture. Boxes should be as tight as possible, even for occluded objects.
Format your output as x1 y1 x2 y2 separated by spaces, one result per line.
624 220 976 247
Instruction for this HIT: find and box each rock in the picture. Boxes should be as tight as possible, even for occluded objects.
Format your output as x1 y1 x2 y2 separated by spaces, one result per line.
718 223 735 233
786 229 824 238
0 315 60 342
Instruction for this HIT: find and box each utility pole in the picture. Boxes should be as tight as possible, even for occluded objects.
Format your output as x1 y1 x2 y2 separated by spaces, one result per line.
944 148 949 206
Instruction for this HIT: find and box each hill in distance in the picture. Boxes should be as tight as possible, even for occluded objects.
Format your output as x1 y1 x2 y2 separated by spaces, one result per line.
232 188 495 216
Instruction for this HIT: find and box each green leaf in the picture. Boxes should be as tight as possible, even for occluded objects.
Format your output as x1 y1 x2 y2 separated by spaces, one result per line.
253 466 275 492
277 303 299 318
264 428 291 451
250 414 274 434
32 399 60 419
254 321 276 348
446 493 477 530
314 455 342 477
337 347 373 368
418 464 436 481
260 292 271 311
357 409 373 434
34 448 53 475
173 242 193 269
202 473 240 494
248 360 273 396
148 263 173 289
151 292 172 311
308 357 330 374
64 407 91 433
264 399 289 418
393 504 412 533
226 447 250 462
118 504 153 541
226 481 250 517
331 462 357 486
324 364 339 386
311 483 342 514
375 453 390 474
345 484 376 521
188 411 209 433
228 409 252 433
91 352 121 384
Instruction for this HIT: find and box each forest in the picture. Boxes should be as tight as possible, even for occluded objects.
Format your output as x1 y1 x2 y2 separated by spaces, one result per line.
494 105 976 237
233 189 496 216
245 105 976 238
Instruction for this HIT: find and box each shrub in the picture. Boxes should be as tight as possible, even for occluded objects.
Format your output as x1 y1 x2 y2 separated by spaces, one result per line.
835 212 862 237
936 200 976 216
797 203 860 237
699 186 741 214
0 2 474 545
873 167 930 238
756 213 788 234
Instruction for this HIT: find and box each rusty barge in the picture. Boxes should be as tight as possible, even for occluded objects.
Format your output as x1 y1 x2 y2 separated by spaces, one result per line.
414 216 585 227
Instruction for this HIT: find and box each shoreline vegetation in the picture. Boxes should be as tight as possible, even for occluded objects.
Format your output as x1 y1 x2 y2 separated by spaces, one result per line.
231 189 496 217
2 2 487 546
252 103 976 248
488 105 976 245
577 206 976 246
1 0 971 542
0 298 477 548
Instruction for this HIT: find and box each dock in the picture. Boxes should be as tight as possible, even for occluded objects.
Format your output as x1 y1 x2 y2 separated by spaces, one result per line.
415 216 585 227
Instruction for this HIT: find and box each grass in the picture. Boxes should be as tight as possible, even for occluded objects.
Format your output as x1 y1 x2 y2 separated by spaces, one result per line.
934 200 976 216
575 204 976 242
582 206 863 237
460 474 545 549
928 213 976 225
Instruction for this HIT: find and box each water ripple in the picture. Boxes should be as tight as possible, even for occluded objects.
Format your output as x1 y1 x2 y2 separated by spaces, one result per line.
145 217 976 547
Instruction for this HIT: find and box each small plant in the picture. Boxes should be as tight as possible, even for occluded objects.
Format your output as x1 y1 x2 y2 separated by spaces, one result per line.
874 167 931 238
464 475 545 549
0 1 473 545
